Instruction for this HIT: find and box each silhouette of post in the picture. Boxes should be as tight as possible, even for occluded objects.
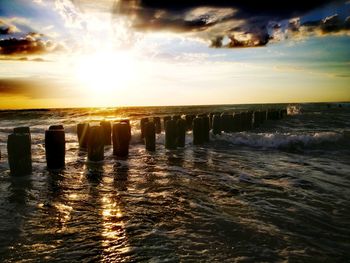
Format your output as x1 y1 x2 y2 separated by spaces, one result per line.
145 122 156 151
173 115 181 122
176 119 186 147
185 114 195 131
202 116 210 142
100 121 112 145
7 132 32 175
140 118 149 140
246 111 253 130
153 117 161 134
193 117 204 145
88 126 104 161
77 123 90 148
119 119 131 142
13 127 30 134
112 123 130 157
45 125 65 169
212 115 221 135
165 119 177 149
163 116 171 130
220 114 231 133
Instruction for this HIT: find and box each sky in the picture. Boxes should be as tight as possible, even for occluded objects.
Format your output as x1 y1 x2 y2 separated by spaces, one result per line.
0 0 349 109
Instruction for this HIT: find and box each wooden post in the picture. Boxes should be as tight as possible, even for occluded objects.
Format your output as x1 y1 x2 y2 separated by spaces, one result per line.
163 116 171 130
13 127 30 134
100 121 112 145
212 115 221 135
185 114 195 131
7 133 32 175
45 125 65 169
112 123 130 157
145 122 156 151
165 119 177 149
88 126 104 162
77 123 90 148
119 119 131 142
140 118 149 140
176 119 186 147
193 117 204 145
202 116 210 142
153 117 161 134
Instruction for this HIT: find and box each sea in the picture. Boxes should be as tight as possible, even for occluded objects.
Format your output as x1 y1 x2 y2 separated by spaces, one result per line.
0 103 349 262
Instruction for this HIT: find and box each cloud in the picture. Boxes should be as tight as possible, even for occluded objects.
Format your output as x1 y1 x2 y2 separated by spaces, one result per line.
0 32 63 56
0 19 20 35
111 0 341 48
0 78 81 98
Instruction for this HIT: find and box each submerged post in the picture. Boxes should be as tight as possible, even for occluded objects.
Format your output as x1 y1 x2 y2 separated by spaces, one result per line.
163 116 171 130
45 125 65 169
77 123 90 148
100 121 112 145
202 116 210 142
176 118 186 147
140 118 149 140
185 114 195 131
165 119 177 149
153 117 161 134
193 117 204 145
212 115 221 135
112 123 130 157
7 131 32 175
145 122 156 151
88 126 104 161
119 119 131 142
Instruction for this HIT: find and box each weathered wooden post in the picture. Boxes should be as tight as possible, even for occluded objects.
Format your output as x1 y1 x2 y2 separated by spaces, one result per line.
232 113 241 132
212 115 221 135
100 121 112 145
145 122 156 151
176 119 186 147
7 131 32 175
45 125 65 169
246 111 253 130
163 116 171 130
202 116 210 142
88 126 104 161
193 117 204 145
220 114 230 133
13 127 30 134
140 118 149 140
153 117 161 134
119 119 131 142
185 114 195 131
165 119 177 149
173 115 181 122
77 123 90 148
112 123 130 157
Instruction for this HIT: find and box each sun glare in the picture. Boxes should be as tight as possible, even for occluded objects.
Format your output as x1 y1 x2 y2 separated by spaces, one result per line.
74 51 135 105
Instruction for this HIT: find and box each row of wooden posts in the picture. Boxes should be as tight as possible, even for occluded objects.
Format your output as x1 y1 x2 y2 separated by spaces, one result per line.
4 108 287 176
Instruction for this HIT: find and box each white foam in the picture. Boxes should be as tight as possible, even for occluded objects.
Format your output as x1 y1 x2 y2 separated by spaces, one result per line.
212 131 344 149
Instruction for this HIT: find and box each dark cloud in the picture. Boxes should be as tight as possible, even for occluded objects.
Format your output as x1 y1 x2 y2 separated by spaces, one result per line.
288 14 350 37
0 33 62 56
0 19 19 35
113 0 345 48
0 78 82 99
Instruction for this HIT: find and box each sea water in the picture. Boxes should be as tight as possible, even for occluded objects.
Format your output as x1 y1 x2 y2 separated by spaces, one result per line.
0 103 349 262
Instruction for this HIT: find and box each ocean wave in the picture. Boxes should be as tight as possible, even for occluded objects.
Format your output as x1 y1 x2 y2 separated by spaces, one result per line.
212 131 347 150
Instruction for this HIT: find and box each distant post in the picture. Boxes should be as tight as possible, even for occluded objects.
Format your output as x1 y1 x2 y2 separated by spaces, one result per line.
77 123 90 148
88 126 104 161
112 123 130 157
145 122 156 151
212 115 221 135
165 119 177 149
193 117 204 145
140 118 149 140
176 119 186 147
153 117 162 134
100 121 112 145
